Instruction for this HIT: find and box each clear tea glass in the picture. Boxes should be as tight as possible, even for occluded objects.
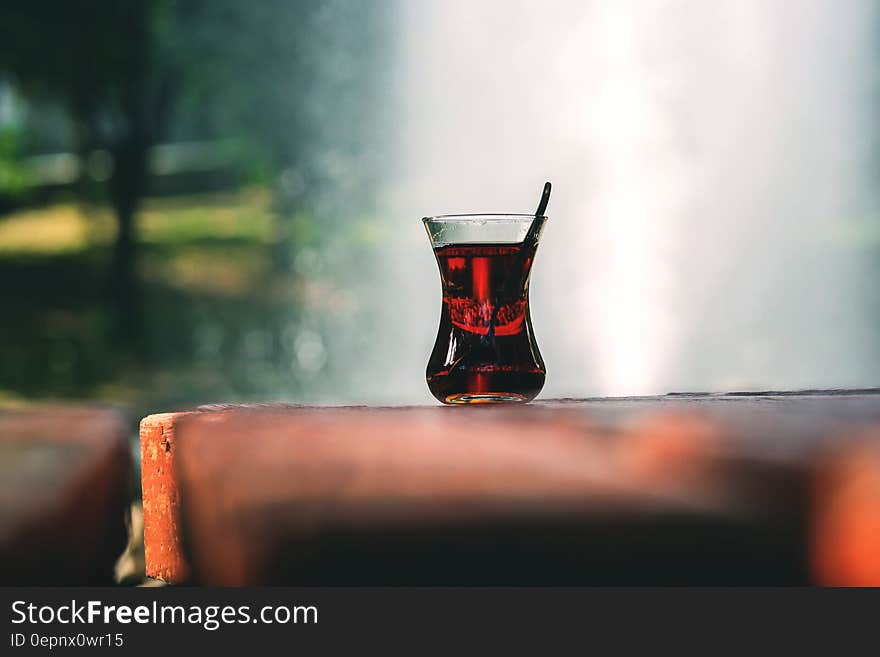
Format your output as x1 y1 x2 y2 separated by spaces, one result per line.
423 214 547 404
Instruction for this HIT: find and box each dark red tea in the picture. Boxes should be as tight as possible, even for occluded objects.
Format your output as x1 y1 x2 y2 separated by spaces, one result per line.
427 242 545 403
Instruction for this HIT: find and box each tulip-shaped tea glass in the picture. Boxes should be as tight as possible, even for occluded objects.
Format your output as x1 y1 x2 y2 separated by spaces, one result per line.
423 214 547 404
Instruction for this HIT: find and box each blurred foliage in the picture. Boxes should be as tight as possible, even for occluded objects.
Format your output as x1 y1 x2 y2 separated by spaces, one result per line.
0 188 335 418
0 0 392 216
0 126 35 205
0 0 392 262
0 1 396 418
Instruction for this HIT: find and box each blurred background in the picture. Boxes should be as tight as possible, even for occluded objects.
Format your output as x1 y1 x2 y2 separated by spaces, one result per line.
1 0 879 423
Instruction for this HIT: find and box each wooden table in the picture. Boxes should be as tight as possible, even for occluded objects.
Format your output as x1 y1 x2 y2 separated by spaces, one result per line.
140 391 880 585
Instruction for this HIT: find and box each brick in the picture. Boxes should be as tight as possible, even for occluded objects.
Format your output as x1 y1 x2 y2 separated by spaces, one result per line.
0 407 131 584
139 412 192 583
811 434 880 586
141 392 880 585
173 405 802 584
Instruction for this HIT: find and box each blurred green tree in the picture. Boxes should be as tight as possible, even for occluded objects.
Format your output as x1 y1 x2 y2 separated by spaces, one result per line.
0 0 201 337
0 0 391 338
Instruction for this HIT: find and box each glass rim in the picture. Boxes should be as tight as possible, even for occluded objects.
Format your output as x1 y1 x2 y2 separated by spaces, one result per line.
422 213 548 223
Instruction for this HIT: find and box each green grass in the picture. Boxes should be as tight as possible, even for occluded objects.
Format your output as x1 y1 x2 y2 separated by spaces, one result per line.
0 186 276 256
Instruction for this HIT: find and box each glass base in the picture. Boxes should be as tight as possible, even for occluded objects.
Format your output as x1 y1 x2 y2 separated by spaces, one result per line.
444 392 530 404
